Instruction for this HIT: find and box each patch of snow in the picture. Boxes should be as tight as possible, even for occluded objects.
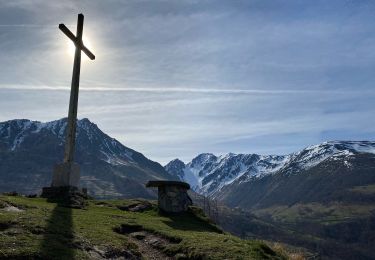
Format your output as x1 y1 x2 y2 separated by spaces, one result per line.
344 160 352 168
31 119 67 139
224 162 247 185
11 135 25 151
183 167 200 190
10 120 33 150
346 142 375 154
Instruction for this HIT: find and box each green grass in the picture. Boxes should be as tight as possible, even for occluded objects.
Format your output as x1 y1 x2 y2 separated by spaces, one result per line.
253 202 375 224
0 195 284 259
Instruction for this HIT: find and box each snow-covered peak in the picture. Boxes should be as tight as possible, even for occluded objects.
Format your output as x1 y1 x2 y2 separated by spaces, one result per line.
326 141 375 154
166 151 289 196
165 141 375 197
0 118 84 150
77 118 96 131
165 158 185 169
164 159 185 180
287 141 375 171
302 141 375 154
33 119 68 138
190 153 217 168
0 118 134 164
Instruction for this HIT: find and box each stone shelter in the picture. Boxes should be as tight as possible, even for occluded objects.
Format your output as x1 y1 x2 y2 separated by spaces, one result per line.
146 180 192 213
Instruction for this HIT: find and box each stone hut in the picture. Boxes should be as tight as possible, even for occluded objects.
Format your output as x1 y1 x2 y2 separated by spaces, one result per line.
146 180 192 213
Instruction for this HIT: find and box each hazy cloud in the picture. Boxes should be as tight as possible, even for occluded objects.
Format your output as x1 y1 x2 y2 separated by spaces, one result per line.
0 0 374 163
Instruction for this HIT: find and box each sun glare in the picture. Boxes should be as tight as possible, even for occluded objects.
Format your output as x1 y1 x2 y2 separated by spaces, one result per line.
67 36 93 60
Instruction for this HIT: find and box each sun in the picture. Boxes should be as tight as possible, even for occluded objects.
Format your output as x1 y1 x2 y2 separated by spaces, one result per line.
67 36 93 60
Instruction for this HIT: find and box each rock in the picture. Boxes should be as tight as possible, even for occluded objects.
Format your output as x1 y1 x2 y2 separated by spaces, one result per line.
2 205 24 212
146 237 164 249
130 232 146 240
0 221 13 231
175 253 188 260
117 200 153 212
114 224 143 234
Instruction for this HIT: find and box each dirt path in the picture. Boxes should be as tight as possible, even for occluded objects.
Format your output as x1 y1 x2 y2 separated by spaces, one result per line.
127 231 175 260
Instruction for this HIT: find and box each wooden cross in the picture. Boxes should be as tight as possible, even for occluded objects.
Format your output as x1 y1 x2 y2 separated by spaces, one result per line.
59 13 95 164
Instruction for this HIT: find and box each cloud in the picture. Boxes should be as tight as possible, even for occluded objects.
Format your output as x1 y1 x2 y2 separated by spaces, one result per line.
0 24 55 27
0 0 375 163
1 84 373 95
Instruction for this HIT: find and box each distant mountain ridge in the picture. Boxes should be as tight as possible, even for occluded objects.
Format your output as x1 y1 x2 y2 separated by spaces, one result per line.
165 141 375 197
0 118 175 198
165 140 375 258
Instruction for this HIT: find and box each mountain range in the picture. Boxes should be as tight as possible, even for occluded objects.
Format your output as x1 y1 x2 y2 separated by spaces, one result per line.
0 118 175 198
165 141 375 207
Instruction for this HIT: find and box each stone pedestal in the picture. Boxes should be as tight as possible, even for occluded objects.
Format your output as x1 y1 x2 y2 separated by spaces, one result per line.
158 185 192 213
41 162 85 208
41 186 88 208
51 162 80 187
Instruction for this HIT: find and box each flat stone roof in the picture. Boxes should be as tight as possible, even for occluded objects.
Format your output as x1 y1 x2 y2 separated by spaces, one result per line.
145 180 190 189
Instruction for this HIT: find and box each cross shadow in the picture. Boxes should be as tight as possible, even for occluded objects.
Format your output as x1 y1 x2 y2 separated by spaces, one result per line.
39 203 75 259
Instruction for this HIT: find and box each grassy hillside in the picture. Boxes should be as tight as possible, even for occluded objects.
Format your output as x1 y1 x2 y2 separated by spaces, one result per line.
251 200 375 259
211 154 375 259
214 196 375 259
0 195 285 260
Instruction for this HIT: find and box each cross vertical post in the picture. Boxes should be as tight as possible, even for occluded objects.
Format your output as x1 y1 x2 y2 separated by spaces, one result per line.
50 13 95 188
64 14 83 164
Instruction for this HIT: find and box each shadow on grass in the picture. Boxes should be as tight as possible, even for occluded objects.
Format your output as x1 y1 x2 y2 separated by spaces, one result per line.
39 203 75 259
160 208 223 234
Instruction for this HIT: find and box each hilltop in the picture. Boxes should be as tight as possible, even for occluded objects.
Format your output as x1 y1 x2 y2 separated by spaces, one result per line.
0 194 285 259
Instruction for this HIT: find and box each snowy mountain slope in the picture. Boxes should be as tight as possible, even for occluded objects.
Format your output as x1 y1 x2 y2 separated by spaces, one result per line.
165 152 289 195
0 118 134 162
0 118 175 197
165 141 375 196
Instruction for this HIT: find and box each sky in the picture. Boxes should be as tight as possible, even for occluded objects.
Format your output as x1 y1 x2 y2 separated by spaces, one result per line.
0 0 374 164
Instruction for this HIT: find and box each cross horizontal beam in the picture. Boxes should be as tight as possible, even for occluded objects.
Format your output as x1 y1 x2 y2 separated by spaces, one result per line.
59 23 95 60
